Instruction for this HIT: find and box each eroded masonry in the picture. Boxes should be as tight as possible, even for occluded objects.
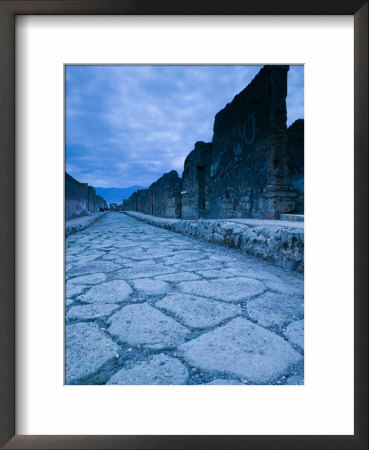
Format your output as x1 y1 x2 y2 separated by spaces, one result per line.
65 173 107 219
123 65 304 219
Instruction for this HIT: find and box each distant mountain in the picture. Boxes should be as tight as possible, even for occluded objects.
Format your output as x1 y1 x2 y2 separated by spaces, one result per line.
95 186 146 205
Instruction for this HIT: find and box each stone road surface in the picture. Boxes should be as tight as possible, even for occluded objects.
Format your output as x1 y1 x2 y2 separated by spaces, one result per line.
65 213 304 385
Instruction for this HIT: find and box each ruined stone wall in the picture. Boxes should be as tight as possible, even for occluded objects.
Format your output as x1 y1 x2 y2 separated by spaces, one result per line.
96 195 108 211
88 186 97 212
123 193 137 212
65 173 89 219
181 141 212 219
136 189 152 215
287 119 304 213
123 65 303 220
150 170 182 218
65 173 107 219
208 65 296 219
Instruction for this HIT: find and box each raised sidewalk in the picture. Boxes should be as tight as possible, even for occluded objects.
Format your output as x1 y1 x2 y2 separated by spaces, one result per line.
124 211 304 273
65 212 107 237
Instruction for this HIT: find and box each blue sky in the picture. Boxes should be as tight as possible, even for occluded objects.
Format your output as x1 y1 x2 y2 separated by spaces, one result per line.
66 65 304 188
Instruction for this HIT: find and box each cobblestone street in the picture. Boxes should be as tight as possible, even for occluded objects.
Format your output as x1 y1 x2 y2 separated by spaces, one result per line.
66 213 304 385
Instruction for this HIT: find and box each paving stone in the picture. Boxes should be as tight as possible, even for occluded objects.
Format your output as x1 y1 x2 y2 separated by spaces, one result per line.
66 255 79 264
162 252 207 265
245 269 282 283
284 319 304 349
142 249 175 259
206 379 243 385
67 304 120 321
113 264 176 280
67 253 102 265
155 272 201 282
107 303 190 350
247 292 304 328
208 255 241 263
286 373 304 385
132 279 170 296
165 244 196 251
223 267 255 277
107 354 189 385
66 261 121 277
66 284 87 299
99 253 126 261
68 273 107 285
115 259 156 268
113 249 163 260
197 269 238 279
111 258 140 265
172 260 225 272
264 278 304 296
156 292 242 329
179 317 303 384
66 322 119 384
107 243 139 250
179 277 265 303
77 280 133 304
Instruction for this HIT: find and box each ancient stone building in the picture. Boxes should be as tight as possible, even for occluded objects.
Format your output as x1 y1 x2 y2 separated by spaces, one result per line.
123 171 182 218
207 65 296 219
123 193 137 212
66 173 88 219
96 195 107 211
88 186 97 212
287 119 304 213
150 170 182 218
65 172 107 219
123 65 304 219
136 189 152 215
181 141 212 219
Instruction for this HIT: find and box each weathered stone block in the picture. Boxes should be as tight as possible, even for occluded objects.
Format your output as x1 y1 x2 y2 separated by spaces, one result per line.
107 354 189 385
156 292 242 329
179 317 303 384
66 322 119 384
107 303 190 350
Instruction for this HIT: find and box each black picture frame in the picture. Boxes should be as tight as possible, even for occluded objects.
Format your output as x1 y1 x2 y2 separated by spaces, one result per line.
0 1 367 449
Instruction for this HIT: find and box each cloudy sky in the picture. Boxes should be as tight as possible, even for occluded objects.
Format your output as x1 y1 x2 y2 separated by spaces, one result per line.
66 65 304 188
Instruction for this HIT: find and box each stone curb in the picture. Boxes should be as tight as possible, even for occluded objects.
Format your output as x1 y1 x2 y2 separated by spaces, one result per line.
124 211 304 273
65 212 108 237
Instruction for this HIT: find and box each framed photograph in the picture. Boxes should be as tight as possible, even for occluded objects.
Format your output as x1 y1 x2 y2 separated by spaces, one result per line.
0 1 367 449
